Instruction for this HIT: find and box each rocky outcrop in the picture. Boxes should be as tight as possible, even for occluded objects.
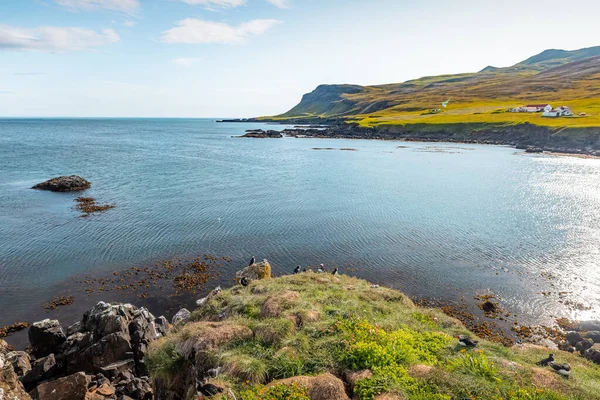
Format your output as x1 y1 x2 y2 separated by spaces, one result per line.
14 302 169 400
0 339 31 400
235 259 271 284
240 129 283 138
32 176 91 192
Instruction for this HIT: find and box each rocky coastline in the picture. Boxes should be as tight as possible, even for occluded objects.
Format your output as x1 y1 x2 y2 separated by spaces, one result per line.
227 119 600 157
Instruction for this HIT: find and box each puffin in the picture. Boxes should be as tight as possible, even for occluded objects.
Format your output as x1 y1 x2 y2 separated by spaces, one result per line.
248 257 256 266
240 277 250 287
293 266 301 274
550 362 571 377
317 264 326 273
457 335 478 348
332 268 339 276
536 353 555 366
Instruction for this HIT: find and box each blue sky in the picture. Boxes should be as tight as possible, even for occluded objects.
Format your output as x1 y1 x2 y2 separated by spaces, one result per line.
1 0 599 117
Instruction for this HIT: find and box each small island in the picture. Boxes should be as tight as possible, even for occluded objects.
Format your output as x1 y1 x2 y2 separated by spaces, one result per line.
32 176 91 192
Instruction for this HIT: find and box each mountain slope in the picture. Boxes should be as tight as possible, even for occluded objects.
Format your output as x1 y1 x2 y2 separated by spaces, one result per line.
269 46 600 128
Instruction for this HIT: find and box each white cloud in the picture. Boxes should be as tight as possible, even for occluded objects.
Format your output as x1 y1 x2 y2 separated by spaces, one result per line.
181 0 246 8
265 0 290 8
123 20 137 27
172 57 201 67
161 18 281 45
0 25 120 52
54 0 140 15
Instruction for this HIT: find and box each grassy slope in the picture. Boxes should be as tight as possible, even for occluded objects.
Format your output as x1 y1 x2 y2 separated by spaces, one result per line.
147 274 600 400
266 47 600 130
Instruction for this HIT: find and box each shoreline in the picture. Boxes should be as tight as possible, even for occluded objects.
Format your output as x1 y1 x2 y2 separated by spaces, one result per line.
230 119 600 158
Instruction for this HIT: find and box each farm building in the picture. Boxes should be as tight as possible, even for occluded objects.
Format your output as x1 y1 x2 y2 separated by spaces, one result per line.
543 106 573 118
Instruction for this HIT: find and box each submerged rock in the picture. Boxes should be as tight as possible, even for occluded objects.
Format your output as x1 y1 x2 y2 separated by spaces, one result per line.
32 176 91 192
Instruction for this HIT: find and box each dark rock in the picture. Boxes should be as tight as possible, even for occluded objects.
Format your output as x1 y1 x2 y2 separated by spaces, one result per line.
21 354 59 390
566 331 584 346
117 377 152 400
576 338 594 353
525 147 543 153
154 316 170 336
584 345 600 365
558 341 576 353
171 309 191 325
198 383 224 396
32 176 91 192
75 332 133 374
577 320 600 331
586 331 600 343
85 302 136 339
67 321 84 337
28 371 89 400
241 129 283 138
29 319 66 358
101 360 135 381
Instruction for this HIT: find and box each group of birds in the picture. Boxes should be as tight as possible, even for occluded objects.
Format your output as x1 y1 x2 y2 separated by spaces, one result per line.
457 335 571 378
240 257 340 287
293 263 339 275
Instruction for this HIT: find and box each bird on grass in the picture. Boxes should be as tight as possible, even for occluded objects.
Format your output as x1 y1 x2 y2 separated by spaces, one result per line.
248 257 255 266
317 264 326 273
332 268 339 275
549 362 571 377
240 277 250 287
536 353 555 366
293 266 301 274
457 335 478 348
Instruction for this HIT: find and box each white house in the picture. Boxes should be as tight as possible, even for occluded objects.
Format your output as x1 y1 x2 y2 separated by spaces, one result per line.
524 104 553 113
543 106 573 118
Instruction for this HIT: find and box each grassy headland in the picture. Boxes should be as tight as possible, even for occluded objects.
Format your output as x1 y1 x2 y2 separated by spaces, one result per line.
258 47 600 140
147 273 600 399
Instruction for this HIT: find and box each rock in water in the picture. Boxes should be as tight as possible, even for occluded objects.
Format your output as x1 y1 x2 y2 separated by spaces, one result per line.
236 260 272 284
32 176 91 192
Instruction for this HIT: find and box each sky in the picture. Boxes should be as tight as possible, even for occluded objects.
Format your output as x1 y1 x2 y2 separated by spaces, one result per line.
1 0 599 118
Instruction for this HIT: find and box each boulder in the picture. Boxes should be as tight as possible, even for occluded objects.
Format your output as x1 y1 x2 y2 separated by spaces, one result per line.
32 176 91 192
74 332 133 374
565 331 583 346
29 320 66 358
21 354 59 390
171 309 191 326
84 302 137 339
100 360 135 381
236 260 272 284
28 372 89 400
576 339 594 353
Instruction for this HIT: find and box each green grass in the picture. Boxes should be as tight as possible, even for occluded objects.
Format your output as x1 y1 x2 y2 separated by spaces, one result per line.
147 273 600 400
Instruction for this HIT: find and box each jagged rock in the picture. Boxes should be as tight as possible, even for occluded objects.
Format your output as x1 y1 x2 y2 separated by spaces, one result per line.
7 351 32 377
32 176 91 192
236 260 272 284
84 302 136 339
585 331 600 343
566 331 584 346
21 354 60 390
171 309 191 326
29 372 89 400
100 360 135 381
576 339 594 353
67 321 84 337
154 317 170 337
28 320 66 358
74 332 133 374
116 376 152 400
0 340 31 400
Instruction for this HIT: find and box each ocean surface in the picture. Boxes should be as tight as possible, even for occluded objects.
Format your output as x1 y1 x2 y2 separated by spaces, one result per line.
2 118 600 346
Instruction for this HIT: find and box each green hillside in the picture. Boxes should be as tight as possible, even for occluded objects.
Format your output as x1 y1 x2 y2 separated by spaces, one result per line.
267 46 600 129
